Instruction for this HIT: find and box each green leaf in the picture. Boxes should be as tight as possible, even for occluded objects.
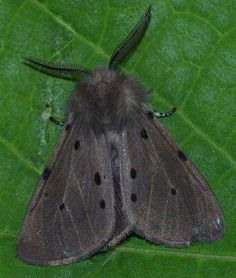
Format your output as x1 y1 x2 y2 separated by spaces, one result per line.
0 0 235 277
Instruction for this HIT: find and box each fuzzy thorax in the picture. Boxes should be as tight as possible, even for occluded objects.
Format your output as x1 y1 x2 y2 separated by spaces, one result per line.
68 67 147 133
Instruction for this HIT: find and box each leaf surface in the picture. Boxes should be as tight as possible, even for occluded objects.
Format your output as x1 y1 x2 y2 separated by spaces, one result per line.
0 0 235 277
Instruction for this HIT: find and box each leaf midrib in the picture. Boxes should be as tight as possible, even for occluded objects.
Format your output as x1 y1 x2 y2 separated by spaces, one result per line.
118 247 236 262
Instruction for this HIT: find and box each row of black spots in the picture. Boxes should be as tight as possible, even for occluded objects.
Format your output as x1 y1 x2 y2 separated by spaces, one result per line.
58 200 106 211
130 166 137 202
130 188 176 202
178 150 187 161
141 128 148 139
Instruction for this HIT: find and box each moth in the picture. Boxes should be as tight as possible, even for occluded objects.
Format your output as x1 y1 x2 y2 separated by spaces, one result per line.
17 5 224 266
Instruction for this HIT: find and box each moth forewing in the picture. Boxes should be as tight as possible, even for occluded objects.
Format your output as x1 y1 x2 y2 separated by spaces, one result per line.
16 122 115 265
118 107 224 246
17 4 224 266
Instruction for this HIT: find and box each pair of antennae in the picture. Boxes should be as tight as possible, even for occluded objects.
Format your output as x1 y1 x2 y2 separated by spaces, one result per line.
24 5 151 81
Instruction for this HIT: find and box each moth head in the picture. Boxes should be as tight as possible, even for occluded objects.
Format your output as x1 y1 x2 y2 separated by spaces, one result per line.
89 67 118 86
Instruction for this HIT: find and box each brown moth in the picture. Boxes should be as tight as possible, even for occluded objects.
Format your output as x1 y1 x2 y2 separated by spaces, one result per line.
17 5 224 265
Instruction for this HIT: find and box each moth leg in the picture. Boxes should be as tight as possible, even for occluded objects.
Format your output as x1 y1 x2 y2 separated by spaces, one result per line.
49 116 65 126
154 107 176 118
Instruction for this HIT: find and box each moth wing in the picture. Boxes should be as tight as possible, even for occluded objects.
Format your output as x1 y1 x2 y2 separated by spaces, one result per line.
103 184 132 249
16 120 115 265
119 109 224 246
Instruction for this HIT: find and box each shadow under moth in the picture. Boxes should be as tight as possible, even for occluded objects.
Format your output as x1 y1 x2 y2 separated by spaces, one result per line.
16 5 224 266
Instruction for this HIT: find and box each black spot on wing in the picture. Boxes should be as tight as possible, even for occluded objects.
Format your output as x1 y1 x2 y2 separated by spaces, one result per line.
100 200 105 209
141 129 148 139
65 124 71 131
74 140 80 150
131 193 137 202
130 168 137 179
59 203 65 210
42 167 51 181
94 172 101 185
147 111 154 120
178 150 187 161
171 188 176 195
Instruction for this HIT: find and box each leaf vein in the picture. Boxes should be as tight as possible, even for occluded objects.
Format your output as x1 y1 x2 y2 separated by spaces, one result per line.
31 0 110 61
0 135 40 175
